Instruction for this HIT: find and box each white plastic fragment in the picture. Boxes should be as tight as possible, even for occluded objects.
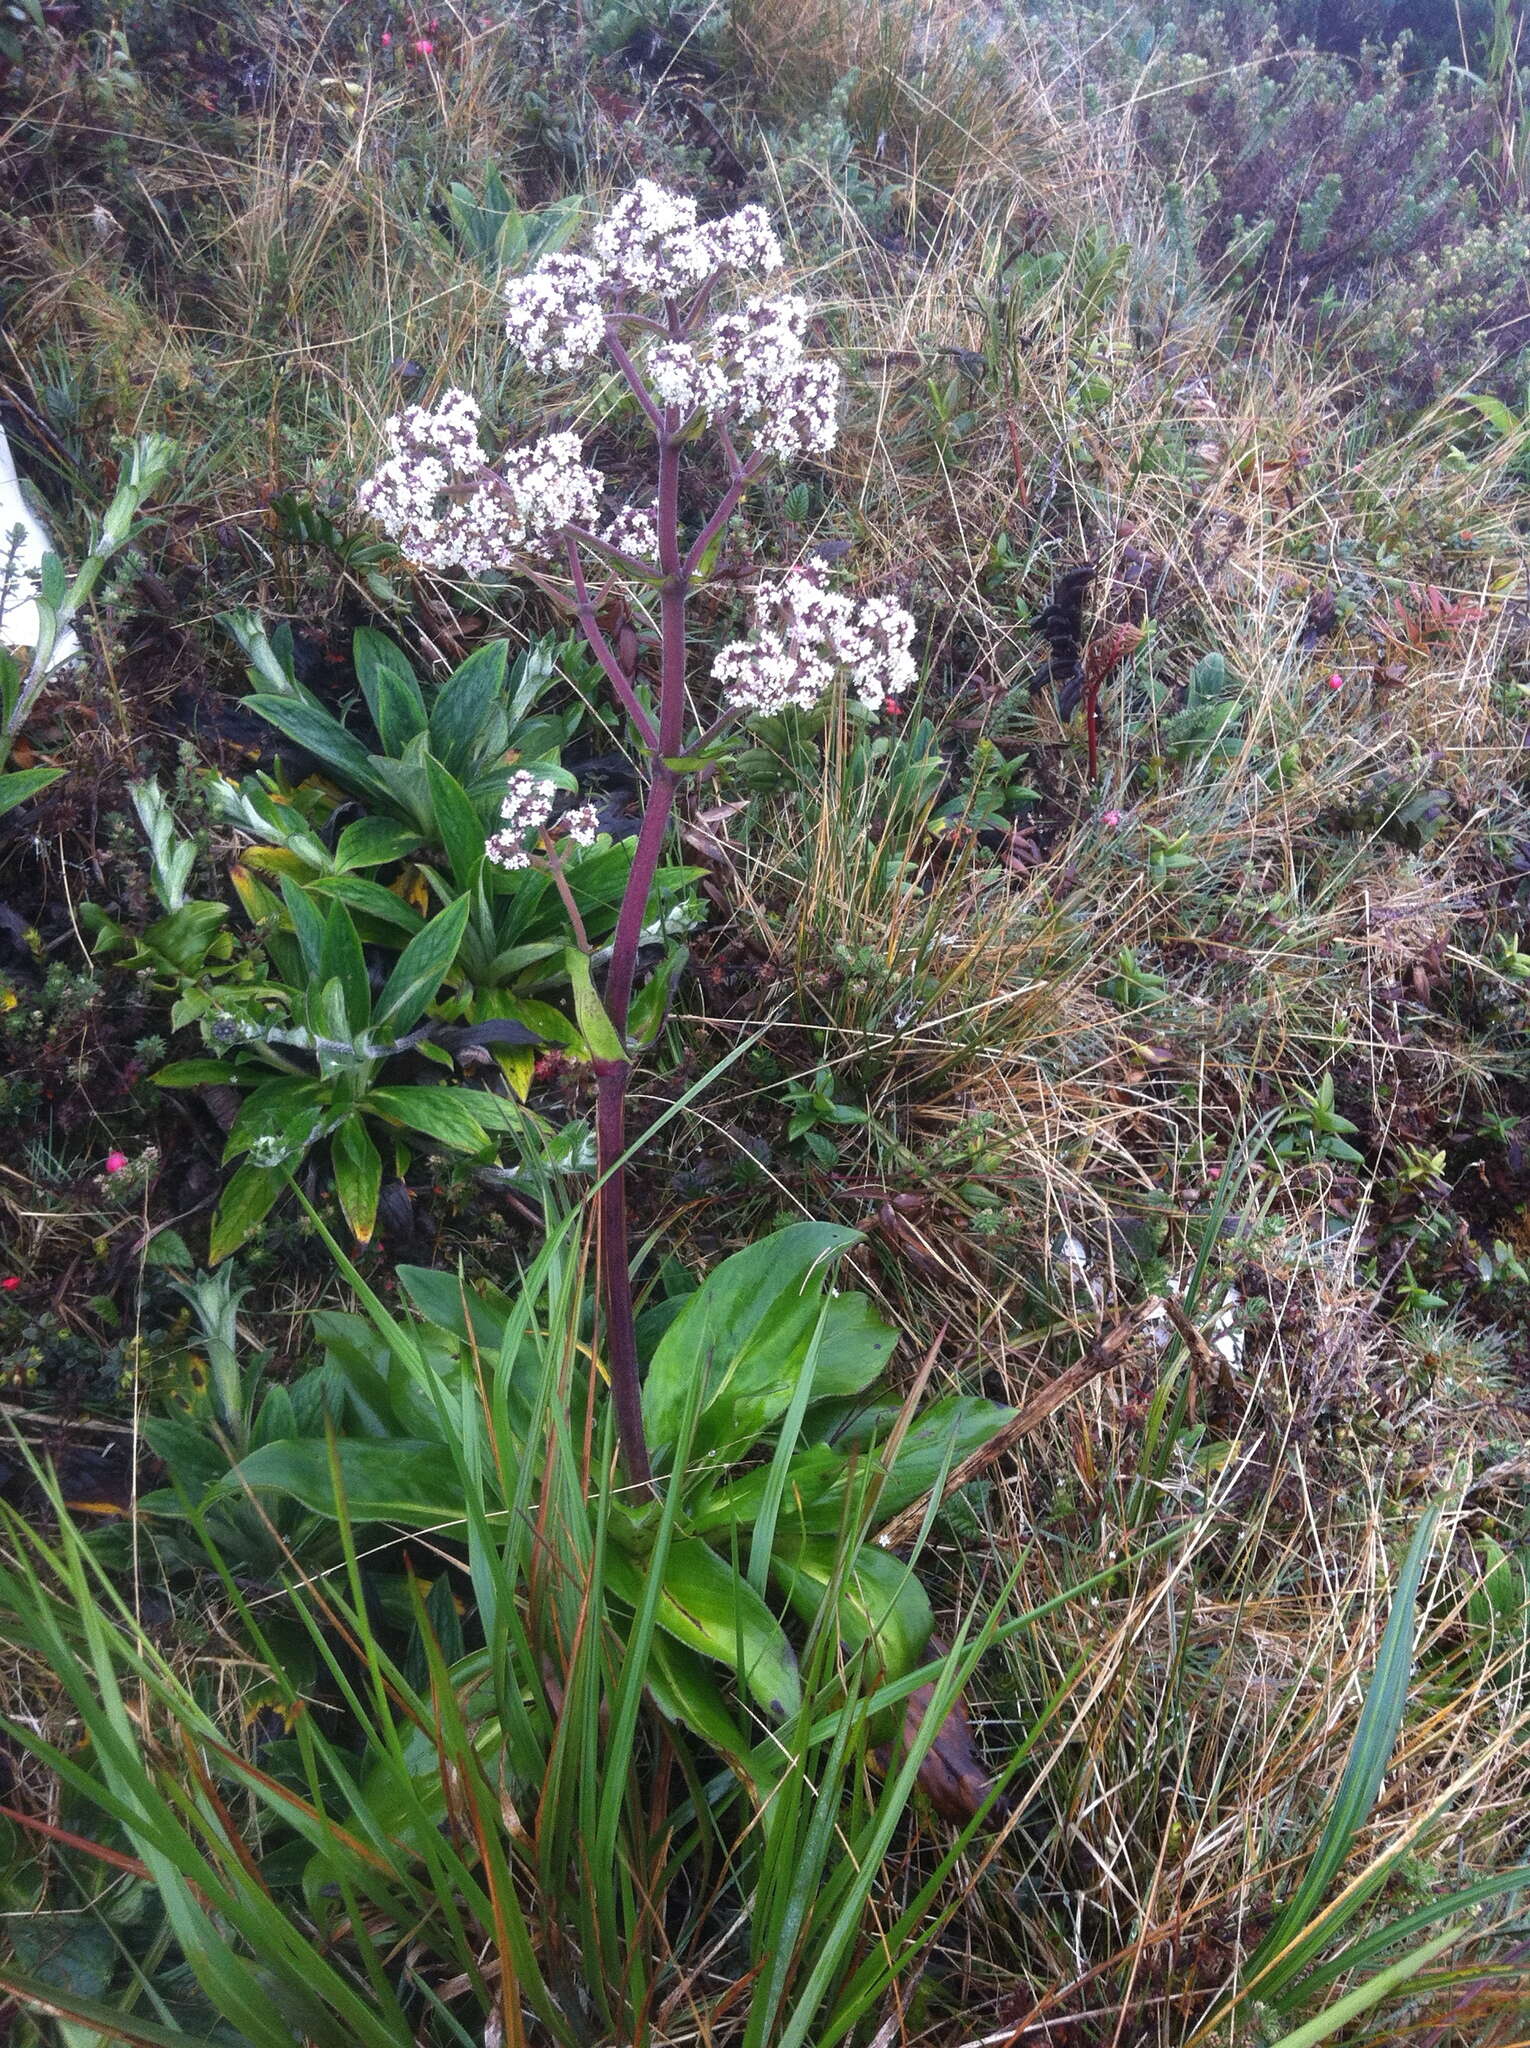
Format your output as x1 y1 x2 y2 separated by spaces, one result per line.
0 421 79 670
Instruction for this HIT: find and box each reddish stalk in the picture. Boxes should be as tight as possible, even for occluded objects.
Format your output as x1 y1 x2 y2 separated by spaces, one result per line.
587 415 689 1492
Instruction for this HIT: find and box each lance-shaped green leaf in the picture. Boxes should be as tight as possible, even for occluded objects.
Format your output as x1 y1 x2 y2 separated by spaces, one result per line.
353 628 426 754
213 1437 465 1524
565 945 625 1062
331 1118 382 1243
606 1537 801 1721
373 894 470 1034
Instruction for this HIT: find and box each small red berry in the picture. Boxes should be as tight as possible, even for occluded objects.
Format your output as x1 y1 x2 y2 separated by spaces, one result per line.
1 1277 20 1292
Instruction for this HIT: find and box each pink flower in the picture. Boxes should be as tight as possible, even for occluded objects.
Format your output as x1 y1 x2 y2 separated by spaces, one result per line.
1326 671 1344 691
414 37 434 54
1100 809 1122 828
381 28 392 43
1 1277 19 1292
105 1150 128 1174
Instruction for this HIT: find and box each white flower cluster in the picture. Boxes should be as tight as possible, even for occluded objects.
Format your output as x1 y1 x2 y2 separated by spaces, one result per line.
356 396 605 575
644 295 841 455
501 180 785 382
500 429 603 550
559 803 602 847
713 573 917 718
645 341 729 416
601 503 659 562
501 252 605 374
487 769 557 870
354 390 503 575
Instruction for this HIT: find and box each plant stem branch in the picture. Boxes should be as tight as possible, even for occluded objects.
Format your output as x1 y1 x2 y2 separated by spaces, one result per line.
564 539 659 748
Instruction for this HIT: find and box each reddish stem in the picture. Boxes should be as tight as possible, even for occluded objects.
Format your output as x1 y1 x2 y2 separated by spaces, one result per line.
588 418 689 1491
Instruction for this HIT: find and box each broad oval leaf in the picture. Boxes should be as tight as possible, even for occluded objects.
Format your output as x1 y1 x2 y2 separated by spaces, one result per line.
214 1437 466 1524
606 1537 801 1721
642 1224 893 1470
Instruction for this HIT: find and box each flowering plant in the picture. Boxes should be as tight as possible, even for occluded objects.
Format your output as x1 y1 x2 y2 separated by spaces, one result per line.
356 179 917 1488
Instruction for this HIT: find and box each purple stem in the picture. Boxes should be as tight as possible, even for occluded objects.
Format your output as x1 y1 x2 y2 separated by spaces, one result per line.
682 451 765 581
564 540 659 749
588 420 690 1491
604 325 665 433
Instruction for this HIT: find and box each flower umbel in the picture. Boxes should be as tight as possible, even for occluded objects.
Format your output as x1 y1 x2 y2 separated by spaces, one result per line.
715 573 916 717
487 769 558 870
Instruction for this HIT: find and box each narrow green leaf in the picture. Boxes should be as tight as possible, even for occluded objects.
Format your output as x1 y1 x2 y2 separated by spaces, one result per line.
318 899 371 1032
373 894 470 1033
424 752 487 889
428 641 509 778
1230 1501 1445 2011
246 696 384 798
353 628 427 754
280 876 326 977
208 1162 285 1264
331 1118 382 1243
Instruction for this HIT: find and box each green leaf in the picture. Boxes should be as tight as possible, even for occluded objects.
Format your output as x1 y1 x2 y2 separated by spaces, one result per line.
142 902 229 976
280 876 327 977
428 641 509 778
857 1394 1017 1525
223 1077 327 1164
304 873 425 937
214 1437 465 1524
1460 391 1520 439
425 753 487 889
331 1118 382 1243
565 946 625 1062
333 817 422 870
771 1537 933 1687
690 1443 854 1539
318 900 371 1033
642 1224 893 1469
208 1162 286 1264
373 894 470 1034
1229 1501 1446 2013
246 696 385 799
353 629 427 754
396 1264 515 1353
151 1059 241 1087
644 1636 762 1786
606 1537 801 1721
366 1084 491 1153
0 766 64 818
